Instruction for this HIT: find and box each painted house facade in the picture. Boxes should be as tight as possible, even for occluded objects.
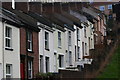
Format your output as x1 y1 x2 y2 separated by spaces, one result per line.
10 10 40 79
0 8 21 79
82 7 106 47
29 13 55 73
0 2 108 79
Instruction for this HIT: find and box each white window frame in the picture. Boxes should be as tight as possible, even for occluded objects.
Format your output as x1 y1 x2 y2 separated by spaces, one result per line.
108 4 112 9
45 31 49 49
5 26 12 49
59 55 64 68
99 6 105 11
28 60 32 79
69 51 72 66
68 31 71 46
84 27 87 38
85 43 87 55
27 31 32 51
82 42 84 56
6 64 12 78
77 28 80 40
45 57 49 72
77 47 80 59
58 31 61 48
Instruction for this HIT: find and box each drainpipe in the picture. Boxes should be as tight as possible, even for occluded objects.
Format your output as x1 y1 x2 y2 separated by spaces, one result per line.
76 28 78 61
26 29 28 79
2 20 7 79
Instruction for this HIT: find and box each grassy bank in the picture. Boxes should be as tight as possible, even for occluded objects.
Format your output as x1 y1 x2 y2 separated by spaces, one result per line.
97 45 120 78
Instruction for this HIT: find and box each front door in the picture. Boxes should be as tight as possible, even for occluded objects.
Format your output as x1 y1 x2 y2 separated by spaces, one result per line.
20 63 25 80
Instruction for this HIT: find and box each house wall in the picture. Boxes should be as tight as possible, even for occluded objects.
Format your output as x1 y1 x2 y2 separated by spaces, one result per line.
65 29 75 67
3 23 20 78
0 22 3 80
53 27 66 71
20 27 39 78
0 63 2 79
39 27 54 73
0 22 3 64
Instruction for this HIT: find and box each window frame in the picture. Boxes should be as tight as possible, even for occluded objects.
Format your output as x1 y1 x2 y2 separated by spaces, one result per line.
99 6 105 11
5 26 12 49
27 31 33 52
28 60 33 79
68 31 72 46
59 55 64 68
84 26 87 38
77 28 80 40
45 31 49 50
77 46 80 59
58 31 61 48
85 43 87 55
6 64 12 78
108 4 112 10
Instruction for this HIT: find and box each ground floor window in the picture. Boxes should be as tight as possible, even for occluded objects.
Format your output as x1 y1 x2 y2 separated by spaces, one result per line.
28 60 33 79
59 55 64 68
45 57 49 73
40 55 43 73
6 64 12 78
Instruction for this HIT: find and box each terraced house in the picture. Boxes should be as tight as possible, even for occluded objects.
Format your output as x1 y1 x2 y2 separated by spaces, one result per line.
0 8 21 79
0 1 107 79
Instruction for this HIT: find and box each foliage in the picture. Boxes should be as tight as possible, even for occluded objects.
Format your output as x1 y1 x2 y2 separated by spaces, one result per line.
97 45 120 78
36 72 59 80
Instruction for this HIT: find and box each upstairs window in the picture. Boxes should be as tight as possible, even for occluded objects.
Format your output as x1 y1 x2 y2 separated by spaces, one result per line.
45 31 49 50
108 4 112 9
77 28 80 40
99 6 105 11
27 31 32 51
68 31 71 46
84 27 87 38
5 27 12 49
58 31 61 48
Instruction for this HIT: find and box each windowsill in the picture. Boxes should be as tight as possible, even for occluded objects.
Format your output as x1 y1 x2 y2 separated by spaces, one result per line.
45 48 50 51
77 39 80 41
59 67 65 69
58 46 62 49
27 49 34 53
5 48 13 51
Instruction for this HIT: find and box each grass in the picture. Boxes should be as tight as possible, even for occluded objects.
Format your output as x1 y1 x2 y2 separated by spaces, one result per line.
97 44 120 79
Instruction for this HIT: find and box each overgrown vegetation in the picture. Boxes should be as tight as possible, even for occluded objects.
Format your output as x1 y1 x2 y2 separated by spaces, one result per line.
36 72 60 80
97 44 120 78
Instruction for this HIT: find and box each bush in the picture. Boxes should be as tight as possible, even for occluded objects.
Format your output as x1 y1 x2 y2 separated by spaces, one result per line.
36 72 56 80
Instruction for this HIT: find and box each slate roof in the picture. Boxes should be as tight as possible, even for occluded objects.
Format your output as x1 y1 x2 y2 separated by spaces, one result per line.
43 13 66 32
0 7 22 27
11 10 40 32
82 7 99 20
53 13 75 31
61 11 81 28
70 10 88 26
28 12 53 28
